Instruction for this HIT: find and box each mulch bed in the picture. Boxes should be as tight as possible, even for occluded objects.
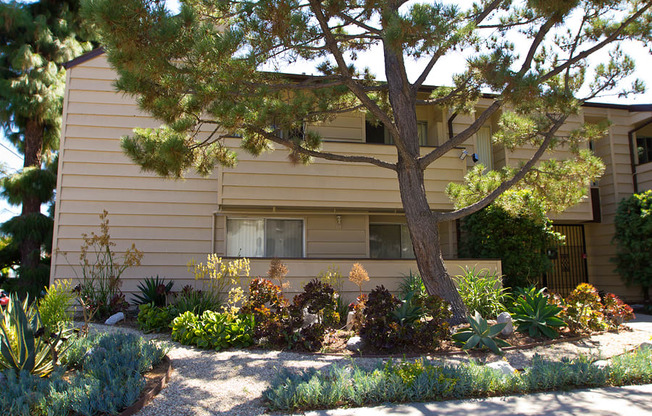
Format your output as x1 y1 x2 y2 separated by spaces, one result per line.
316 326 605 358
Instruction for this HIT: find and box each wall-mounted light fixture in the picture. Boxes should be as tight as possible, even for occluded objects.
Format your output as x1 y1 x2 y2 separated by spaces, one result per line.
459 150 469 160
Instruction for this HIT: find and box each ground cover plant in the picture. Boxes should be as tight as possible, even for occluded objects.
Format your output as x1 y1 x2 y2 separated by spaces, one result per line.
0 281 168 415
0 332 168 415
171 310 255 351
265 347 652 412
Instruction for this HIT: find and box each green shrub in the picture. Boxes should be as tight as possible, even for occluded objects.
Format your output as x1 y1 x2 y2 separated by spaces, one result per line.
133 275 174 307
398 271 427 303
170 310 255 350
173 285 222 315
0 332 167 415
454 266 507 319
458 205 563 288
612 190 652 305
265 348 652 412
137 303 177 333
452 311 510 354
38 280 76 336
510 287 565 338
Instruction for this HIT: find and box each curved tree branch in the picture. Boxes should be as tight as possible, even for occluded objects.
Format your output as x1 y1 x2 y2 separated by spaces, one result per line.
248 126 397 171
419 101 502 169
307 0 401 145
437 116 566 222
539 2 652 84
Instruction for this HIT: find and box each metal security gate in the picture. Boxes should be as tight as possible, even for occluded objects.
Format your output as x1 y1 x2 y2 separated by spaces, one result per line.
543 225 588 296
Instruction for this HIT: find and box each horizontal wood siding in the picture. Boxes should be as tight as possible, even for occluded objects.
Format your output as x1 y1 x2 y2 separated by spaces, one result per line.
583 108 641 301
219 137 466 210
50 52 651 302
637 162 652 191
51 54 220 291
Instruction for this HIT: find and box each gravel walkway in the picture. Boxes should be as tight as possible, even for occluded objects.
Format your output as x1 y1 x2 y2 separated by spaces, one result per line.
86 315 652 416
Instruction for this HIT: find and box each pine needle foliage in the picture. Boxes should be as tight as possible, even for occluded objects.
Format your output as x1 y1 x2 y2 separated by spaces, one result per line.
83 0 652 322
0 0 96 295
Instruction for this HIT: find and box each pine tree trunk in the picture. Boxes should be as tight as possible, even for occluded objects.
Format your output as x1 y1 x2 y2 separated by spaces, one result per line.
396 158 468 324
382 40 467 324
19 120 44 271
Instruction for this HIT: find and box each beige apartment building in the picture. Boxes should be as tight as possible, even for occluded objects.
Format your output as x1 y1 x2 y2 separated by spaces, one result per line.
49 49 652 302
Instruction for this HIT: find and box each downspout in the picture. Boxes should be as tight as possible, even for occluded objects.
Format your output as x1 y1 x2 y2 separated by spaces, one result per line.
628 117 652 194
447 111 458 140
211 211 218 254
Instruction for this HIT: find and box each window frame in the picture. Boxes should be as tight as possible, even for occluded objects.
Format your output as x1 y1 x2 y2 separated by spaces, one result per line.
636 135 652 165
368 222 415 259
364 119 430 146
226 217 306 258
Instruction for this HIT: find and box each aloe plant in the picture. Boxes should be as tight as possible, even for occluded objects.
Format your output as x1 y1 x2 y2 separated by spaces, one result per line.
510 287 565 338
0 294 66 377
133 275 174 307
452 311 510 355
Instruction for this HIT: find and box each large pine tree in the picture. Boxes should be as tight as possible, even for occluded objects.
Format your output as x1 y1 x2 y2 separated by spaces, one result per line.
0 0 95 295
86 0 650 322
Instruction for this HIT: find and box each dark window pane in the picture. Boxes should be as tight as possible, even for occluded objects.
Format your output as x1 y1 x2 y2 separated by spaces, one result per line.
265 219 303 257
366 120 385 144
370 224 401 258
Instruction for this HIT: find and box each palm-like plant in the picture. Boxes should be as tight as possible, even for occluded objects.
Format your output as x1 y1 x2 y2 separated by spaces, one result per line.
510 287 566 338
452 311 510 355
133 276 174 307
0 294 62 376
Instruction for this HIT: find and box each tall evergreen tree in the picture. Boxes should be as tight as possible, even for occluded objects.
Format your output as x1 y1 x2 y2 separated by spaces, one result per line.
0 0 95 295
85 0 651 322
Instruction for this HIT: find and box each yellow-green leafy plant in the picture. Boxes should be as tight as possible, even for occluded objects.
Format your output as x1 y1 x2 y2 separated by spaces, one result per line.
349 263 369 297
63 210 143 319
187 255 250 302
38 279 76 336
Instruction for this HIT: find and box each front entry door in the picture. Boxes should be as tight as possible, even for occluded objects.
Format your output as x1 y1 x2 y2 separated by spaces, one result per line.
544 225 589 296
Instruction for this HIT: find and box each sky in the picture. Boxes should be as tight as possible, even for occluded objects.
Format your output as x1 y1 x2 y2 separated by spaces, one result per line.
1 0 652 224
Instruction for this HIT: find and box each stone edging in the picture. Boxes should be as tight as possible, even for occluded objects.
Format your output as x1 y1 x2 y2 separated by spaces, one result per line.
118 355 173 416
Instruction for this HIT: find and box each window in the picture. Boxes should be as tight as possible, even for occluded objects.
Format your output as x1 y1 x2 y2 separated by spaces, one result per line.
226 218 303 258
369 224 415 259
365 120 428 146
637 136 652 165
475 126 493 170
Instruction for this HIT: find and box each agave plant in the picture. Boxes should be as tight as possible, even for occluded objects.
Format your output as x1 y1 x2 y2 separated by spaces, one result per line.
452 311 510 355
0 294 65 377
510 287 565 338
133 275 174 307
